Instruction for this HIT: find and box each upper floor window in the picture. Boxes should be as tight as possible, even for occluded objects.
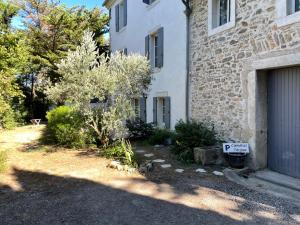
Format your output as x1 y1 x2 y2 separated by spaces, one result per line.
143 0 157 5
115 0 127 32
208 0 235 36
276 0 300 27
287 0 300 15
145 27 164 69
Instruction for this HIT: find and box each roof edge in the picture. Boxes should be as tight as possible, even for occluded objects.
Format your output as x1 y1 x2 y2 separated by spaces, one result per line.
103 0 115 8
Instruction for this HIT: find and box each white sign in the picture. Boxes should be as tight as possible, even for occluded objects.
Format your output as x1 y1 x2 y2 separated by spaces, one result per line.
223 143 249 153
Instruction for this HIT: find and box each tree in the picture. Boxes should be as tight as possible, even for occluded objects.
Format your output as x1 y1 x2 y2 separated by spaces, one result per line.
14 0 109 119
46 31 151 147
0 0 29 128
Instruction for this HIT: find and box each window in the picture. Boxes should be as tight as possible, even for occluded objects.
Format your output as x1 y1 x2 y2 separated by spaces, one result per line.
133 98 140 119
287 0 300 15
276 0 300 27
145 27 164 69
115 0 127 32
143 0 157 5
208 0 235 36
153 35 159 68
153 97 170 129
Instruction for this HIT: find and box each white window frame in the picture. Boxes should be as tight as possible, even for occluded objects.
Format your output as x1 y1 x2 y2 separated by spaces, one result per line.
116 0 126 31
208 0 235 36
150 32 159 69
276 0 300 27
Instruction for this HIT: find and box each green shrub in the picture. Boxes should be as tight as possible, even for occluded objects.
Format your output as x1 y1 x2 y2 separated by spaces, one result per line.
101 139 138 167
45 106 93 148
126 119 154 140
172 120 218 163
148 128 174 145
0 151 7 173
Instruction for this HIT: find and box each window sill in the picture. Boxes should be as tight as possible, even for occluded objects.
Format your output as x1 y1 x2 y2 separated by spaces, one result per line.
276 11 300 27
208 21 235 37
117 26 127 33
151 67 161 74
146 0 160 10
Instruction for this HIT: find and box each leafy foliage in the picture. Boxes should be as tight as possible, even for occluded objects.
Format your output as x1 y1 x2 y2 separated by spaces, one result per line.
14 0 109 120
0 0 29 128
126 119 154 140
148 128 174 145
45 106 93 148
46 31 151 147
172 120 218 163
101 139 138 167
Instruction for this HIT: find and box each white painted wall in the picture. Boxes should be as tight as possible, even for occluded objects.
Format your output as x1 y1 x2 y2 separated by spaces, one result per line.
107 0 187 129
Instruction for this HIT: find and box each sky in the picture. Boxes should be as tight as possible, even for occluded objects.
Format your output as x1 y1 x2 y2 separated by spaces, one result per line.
60 0 104 9
12 0 107 28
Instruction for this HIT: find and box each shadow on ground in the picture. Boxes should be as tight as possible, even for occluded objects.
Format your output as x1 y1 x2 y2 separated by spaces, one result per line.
0 168 298 225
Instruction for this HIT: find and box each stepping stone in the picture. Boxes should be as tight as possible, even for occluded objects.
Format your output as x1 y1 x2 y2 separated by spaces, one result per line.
144 153 154 158
161 164 172 168
152 159 165 163
213 171 224 176
196 168 207 173
175 169 184 173
136 150 146 153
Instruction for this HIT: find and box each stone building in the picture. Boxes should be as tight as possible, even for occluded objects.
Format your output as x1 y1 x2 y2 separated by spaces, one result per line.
189 0 300 178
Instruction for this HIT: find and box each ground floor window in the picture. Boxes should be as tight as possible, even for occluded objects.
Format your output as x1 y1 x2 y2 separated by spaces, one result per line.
153 96 170 129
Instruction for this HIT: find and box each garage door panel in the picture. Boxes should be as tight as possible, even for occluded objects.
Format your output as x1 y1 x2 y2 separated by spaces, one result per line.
268 67 300 178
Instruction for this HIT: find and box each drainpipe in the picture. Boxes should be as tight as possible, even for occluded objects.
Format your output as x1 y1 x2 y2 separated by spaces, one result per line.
181 0 192 121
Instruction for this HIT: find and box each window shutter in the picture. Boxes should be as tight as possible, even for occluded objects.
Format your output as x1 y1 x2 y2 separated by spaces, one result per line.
124 0 127 26
153 97 157 125
145 35 150 59
124 48 128 55
164 97 171 129
157 27 164 68
115 4 119 32
143 0 150 5
140 97 147 122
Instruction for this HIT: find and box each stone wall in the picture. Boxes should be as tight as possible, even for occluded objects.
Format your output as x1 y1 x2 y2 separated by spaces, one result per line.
190 0 300 144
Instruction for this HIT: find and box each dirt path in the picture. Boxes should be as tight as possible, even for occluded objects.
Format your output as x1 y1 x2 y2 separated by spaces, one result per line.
0 126 299 225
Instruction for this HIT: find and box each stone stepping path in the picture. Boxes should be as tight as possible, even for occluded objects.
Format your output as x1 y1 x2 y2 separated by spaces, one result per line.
196 168 207 173
144 153 154 158
175 169 184 173
136 150 146 153
161 164 172 169
213 171 224 176
152 159 165 163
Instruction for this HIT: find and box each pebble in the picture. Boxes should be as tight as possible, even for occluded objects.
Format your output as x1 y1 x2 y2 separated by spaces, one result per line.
152 159 165 163
175 169 184 173
161 164 172 168
144 153 154 157
213 171 224 176
196 168 207 173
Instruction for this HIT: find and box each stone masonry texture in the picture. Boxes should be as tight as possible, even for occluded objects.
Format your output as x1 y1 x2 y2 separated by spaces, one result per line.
190 0 300 143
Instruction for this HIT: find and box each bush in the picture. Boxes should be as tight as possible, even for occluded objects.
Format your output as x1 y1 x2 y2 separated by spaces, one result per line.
148 128 174 145
0 151 7 173
126 119 154 140
172 120 218 163
101 139 138 167
45 106 93 148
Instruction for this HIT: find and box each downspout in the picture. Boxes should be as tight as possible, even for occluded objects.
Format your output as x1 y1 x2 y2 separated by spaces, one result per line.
181 0 192 121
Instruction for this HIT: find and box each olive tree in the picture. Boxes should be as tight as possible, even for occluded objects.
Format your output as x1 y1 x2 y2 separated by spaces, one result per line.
46 31 151 147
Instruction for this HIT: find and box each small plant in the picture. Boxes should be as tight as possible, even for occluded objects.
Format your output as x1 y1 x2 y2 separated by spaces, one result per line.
44 106 94 148
172 120 218 163
126 119 154 140
101 139 138 167
0 151 7 173
148 128 174 145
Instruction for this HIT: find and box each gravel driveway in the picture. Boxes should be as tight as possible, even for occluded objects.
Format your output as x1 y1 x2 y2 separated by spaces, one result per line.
0 127 299 225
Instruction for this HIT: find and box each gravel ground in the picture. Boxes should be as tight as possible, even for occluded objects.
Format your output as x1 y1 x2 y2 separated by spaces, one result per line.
0 127 299 225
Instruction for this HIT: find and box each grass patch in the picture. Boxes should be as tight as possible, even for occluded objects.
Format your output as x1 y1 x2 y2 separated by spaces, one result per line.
0 151 7 173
